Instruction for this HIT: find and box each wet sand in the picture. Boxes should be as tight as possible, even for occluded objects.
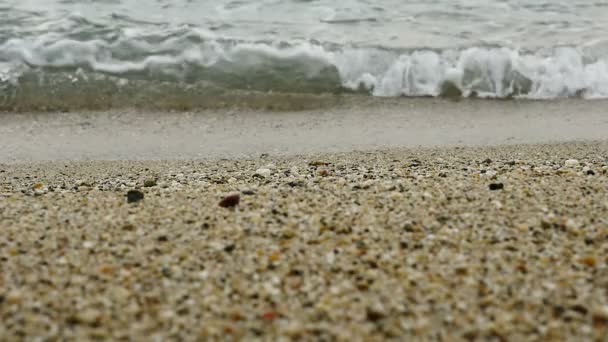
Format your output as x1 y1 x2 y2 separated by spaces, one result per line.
1 141 608 340
2 97 608 162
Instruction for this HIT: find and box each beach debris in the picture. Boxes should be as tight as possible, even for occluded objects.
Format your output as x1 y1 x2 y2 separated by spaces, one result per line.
144 179 157 187
219 193 240 208
488 183 504 191
565 159 580 167
254 168 271 178
126 190 144 203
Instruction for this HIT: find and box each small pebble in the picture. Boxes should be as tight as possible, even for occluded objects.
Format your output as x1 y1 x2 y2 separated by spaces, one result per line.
255 168 271 178
126 190 144 203
565 159 580 167
219 194 240 208
144 179 157 187
489 183 504 191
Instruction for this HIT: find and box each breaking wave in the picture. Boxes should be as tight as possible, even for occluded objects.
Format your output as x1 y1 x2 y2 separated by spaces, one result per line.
1 27 608 110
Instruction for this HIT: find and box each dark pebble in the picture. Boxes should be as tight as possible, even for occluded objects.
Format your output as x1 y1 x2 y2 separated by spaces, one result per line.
127 190 144 203
366 307 386 322
587 170 595 176
482 158 493 164
489 183 504 191
143 179 157 187
242 189 256 195
288 180 304 187
219 194 240 208
224 243 236 253
570 304 588 315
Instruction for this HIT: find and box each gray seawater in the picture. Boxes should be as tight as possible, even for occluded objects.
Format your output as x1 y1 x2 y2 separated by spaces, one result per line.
1 0 608 110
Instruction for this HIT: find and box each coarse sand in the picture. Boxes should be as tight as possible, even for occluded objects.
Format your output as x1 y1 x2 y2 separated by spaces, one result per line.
1 142 608 340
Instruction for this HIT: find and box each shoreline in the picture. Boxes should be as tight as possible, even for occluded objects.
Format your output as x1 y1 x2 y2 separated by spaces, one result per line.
1 142 607 340
2 97 608 163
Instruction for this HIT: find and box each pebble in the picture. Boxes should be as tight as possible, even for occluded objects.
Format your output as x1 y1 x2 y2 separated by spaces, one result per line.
126 190 144 203
219 193 240 208
565 159 580 167
488 182 504 191
6 290 23 305
255 168 271 178
144 179 157 187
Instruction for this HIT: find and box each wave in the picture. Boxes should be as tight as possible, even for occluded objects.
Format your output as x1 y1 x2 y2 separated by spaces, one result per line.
1 28 608 111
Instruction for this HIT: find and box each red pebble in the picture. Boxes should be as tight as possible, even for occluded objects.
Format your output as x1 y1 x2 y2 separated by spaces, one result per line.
219 194 240 208
262 311 278 321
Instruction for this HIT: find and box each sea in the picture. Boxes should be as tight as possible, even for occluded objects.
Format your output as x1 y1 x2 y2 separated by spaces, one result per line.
1 0 608 111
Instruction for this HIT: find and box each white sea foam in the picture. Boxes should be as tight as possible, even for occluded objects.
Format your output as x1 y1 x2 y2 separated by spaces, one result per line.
1 34 607 99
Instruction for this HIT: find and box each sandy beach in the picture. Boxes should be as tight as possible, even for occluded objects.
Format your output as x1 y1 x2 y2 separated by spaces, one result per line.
1 140 607 340
3 0 608 339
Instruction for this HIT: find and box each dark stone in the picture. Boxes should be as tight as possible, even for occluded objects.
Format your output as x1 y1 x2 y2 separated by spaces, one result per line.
157 235 168 242
242 189 256 195
439 80 462 99
219 194 240 208
127 190 144 203
571 304 588 315
482 158 493 164
288 269 303 276
224 243 236 253
288 180 305 187
143 179 157 187
489 183 504 191
366 307 386 322
587 170 595 176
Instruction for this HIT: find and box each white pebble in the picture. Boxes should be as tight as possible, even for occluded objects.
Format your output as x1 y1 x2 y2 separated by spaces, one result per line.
565 159 579 167
255 168 271 178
